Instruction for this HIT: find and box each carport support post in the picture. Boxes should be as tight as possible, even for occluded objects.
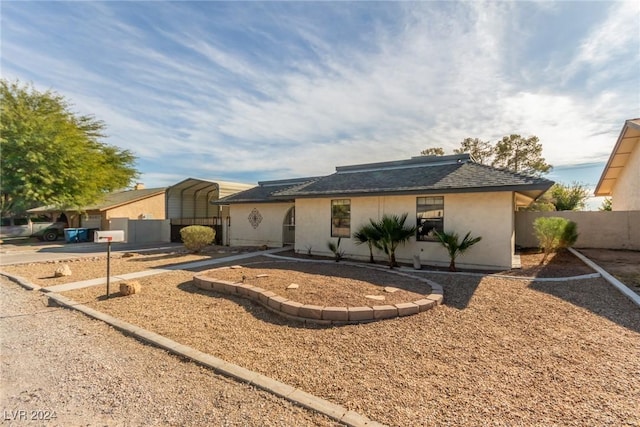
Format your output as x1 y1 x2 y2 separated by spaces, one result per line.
106 237 112 298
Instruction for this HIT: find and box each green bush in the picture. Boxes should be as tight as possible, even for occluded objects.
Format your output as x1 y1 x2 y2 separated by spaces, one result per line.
533 217 578 263
180 225 215 252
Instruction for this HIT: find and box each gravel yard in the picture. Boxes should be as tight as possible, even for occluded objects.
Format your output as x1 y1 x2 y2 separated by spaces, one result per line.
2 248 639 426
0 276 336 426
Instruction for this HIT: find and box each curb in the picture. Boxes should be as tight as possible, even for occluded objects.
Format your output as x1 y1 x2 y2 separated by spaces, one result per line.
0 271 386 426
193 266 443 325
569 248 640 308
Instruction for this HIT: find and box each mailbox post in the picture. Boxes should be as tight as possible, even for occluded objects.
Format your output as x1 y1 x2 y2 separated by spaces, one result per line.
95 230 125 298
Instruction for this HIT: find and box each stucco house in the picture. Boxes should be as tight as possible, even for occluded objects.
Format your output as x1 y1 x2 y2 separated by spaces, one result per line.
595 118 640 211
215 154 553 270
28 184 166 230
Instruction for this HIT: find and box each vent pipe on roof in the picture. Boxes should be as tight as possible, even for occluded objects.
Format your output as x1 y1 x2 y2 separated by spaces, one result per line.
134 183 145 190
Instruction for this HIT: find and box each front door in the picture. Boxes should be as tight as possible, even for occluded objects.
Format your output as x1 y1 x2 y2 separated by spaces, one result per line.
282 207 295 246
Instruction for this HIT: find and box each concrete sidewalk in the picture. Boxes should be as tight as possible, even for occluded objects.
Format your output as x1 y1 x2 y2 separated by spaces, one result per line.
44 247 291 293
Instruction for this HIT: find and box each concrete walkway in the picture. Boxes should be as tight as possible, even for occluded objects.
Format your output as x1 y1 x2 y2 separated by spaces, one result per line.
44 247 291 293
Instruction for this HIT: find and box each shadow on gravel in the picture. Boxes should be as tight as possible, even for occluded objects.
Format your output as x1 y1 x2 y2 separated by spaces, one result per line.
177 281 346 330
524 250 640 334
529 279 640 334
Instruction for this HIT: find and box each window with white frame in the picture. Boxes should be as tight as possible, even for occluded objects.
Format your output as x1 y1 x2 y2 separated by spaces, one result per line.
331 199 351 237
417 196 444 241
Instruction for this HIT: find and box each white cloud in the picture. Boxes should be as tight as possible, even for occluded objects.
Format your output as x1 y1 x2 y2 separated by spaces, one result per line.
2 1 637 187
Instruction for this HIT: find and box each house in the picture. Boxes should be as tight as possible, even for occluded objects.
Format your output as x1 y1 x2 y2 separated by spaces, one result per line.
28 184 166 230
595 118 640 210
215 154 554 270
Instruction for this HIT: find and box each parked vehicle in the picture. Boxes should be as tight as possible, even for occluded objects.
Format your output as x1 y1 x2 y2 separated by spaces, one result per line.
0 216 67 241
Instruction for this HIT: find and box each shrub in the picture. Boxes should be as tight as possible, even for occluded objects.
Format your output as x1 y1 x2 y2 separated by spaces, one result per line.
533 217 578 263
370 213 416 268
180 225 215 252
434 230 482 272
327 237 345 262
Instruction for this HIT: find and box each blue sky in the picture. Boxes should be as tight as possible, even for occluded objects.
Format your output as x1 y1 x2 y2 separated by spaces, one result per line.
2 1 639 209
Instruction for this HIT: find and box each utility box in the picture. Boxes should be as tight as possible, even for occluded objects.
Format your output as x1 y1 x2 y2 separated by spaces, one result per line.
94 230 125 243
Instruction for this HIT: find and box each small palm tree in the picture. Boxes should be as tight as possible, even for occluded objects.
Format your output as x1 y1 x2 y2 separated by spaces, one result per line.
353 224 381 263
371 213 417 268
434 230 482 272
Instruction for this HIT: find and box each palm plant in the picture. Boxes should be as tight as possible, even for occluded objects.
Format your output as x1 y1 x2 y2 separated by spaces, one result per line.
371 213 416 268
434 230 482 272
352 223 381 263
327 237 345 262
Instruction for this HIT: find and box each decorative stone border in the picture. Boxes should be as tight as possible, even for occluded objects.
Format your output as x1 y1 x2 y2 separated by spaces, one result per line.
193 266 443 325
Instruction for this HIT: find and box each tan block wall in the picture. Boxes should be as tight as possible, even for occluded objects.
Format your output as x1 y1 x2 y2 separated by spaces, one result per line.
612 142 640 211
229 203 294 247
295 192 515 270
515 210 640 250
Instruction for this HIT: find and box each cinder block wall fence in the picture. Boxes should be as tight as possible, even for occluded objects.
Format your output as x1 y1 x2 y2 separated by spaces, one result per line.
515 211 640 251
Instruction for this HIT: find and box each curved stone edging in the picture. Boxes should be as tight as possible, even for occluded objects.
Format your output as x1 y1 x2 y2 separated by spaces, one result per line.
193 266 443 325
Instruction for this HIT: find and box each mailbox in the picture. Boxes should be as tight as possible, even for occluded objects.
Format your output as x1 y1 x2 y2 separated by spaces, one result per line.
94 230 125 243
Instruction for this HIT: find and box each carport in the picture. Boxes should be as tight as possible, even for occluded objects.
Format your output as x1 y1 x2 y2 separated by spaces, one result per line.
166 178 254 244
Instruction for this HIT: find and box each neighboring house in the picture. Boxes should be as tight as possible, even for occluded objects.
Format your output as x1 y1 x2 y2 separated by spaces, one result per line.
166 178 255 244
215 154 553 270
28 184 167 231
595 118 640 211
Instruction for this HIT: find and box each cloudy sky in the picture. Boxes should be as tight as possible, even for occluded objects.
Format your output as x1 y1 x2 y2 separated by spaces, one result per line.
2 1 639 206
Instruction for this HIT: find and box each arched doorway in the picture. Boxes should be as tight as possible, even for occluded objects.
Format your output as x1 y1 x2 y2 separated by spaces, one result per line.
282 206 295 246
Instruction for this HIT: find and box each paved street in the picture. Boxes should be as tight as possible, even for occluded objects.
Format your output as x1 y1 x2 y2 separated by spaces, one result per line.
0 241 183 266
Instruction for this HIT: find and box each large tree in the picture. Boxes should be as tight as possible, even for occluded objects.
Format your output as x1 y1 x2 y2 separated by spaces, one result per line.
550 182 590 211
491 134 551 176
420 147 445 156
0 80 138 215
453 137 494 165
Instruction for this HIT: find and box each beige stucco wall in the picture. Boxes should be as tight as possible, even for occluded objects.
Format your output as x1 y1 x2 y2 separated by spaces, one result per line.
294 192 516 270
228 203 294 247
612 141 640 211
515 210 640 250
106 193 166 222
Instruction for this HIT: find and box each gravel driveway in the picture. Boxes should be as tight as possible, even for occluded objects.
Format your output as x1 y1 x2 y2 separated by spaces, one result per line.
0 277 336 426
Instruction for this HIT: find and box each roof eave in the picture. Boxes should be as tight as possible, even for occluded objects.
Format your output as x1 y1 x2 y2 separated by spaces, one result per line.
595 119 640 196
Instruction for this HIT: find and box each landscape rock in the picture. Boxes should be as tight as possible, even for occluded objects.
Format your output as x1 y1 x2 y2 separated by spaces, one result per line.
120 281 141 296
384 286 399 293
54 264 72 277
365 295 385 301
286 283 299 289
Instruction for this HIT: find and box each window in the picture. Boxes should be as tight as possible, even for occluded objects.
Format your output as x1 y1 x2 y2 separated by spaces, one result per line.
14 218 28 226
331 199 351 237
417 196 444 241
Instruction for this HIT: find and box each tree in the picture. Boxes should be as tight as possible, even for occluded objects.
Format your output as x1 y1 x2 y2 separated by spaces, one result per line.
550 182 590 211
370 213 417 268
492 134 551 176
453 137 494 165
434 230 482 272
0 80 138 215
599 198 612 211
420 147 445 156
353 223 381 263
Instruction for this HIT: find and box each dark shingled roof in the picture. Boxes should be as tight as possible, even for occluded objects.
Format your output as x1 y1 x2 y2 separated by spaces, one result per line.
276 154 553 199
213 154 554 204
212 177 320 204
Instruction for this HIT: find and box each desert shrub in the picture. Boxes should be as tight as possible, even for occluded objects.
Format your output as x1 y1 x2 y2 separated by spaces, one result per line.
434 230 482 272
327 237 345 262
533 217 578 263
180 225 215 252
